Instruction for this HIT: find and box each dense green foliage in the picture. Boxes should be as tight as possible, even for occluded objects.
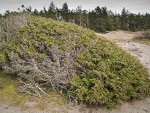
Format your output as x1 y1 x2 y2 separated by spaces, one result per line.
0 14 150 108
70 40 150 108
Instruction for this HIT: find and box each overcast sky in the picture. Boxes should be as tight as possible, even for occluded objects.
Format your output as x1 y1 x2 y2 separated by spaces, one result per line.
0 0 150 14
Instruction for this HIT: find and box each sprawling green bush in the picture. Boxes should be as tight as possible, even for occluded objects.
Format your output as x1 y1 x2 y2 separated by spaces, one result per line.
0 14 150 109
69 38 150 108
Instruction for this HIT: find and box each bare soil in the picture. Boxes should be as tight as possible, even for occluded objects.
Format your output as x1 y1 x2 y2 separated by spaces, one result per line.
0 30 150 113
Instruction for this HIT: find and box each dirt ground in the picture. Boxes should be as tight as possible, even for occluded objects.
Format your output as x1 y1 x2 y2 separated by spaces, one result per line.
0 30 150 113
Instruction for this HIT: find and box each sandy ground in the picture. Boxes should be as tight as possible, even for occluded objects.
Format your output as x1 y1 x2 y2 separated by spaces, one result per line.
117 42 150 75
97 30 150 75
96 30 136 42
0 30 150 113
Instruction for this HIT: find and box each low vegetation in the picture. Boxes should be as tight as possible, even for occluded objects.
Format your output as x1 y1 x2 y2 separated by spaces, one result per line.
0 13 150 109
133 30 150 45
143 29 150 39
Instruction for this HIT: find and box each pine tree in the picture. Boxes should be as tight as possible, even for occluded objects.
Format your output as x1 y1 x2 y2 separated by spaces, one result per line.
43 6 47 14
33 9 39 15
61 2 69 22
49 1 55 12
47 1 56 19
121 8 129 30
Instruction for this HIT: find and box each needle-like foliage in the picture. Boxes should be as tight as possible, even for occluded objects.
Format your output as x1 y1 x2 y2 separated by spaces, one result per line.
0 13 150 108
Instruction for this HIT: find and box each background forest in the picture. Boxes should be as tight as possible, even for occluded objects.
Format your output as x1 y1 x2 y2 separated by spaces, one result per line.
0 1 150 33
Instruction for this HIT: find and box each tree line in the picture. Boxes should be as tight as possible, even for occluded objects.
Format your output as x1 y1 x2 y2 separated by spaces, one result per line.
1 1 150 32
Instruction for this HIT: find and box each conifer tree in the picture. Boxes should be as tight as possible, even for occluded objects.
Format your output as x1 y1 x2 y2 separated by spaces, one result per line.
61 2 69 22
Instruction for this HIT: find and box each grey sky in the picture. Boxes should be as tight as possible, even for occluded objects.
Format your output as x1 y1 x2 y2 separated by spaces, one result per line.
0 0 150 14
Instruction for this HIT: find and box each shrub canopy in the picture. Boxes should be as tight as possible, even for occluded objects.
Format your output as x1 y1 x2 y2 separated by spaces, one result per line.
0 13 150 108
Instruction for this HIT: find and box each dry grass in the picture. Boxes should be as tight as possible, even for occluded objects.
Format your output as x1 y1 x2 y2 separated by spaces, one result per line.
132 31 150 45
132 38 150 45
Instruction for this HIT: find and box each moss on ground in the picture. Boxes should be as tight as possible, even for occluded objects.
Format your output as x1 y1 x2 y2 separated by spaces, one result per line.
0 73 67 110
0 15 150 109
